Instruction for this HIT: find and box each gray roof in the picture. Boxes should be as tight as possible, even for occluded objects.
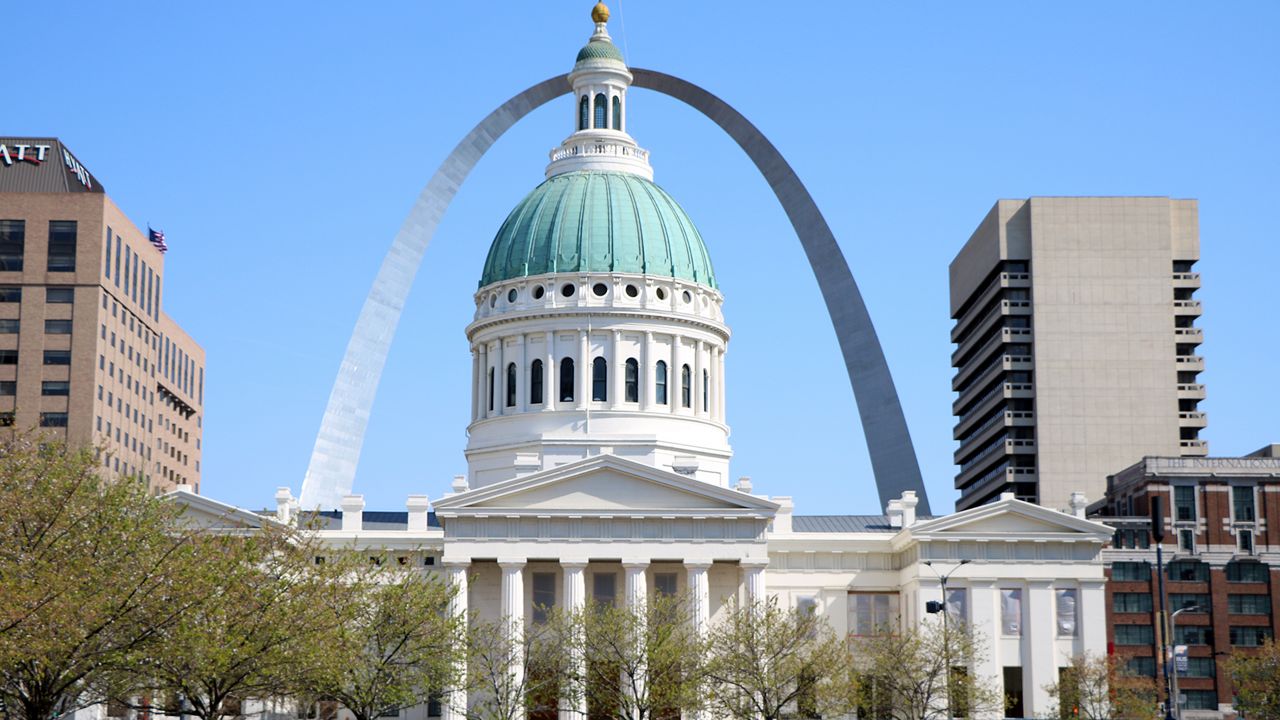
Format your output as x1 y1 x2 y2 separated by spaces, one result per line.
283 510 441 531
791 515 931 533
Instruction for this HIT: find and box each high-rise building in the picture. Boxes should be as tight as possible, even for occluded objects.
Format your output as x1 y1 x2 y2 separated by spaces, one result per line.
949 197 1206 511
0 137 205 493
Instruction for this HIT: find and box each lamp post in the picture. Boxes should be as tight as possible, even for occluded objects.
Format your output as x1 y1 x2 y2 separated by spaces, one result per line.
1150 496 1176 720
1167 605 1202 720
924 559 971 720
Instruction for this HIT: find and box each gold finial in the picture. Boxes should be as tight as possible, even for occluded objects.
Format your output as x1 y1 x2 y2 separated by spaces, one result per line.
591 1 610 24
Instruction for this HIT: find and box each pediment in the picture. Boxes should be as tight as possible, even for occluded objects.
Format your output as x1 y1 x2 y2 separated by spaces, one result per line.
164 490 275 531
910 498 1113 540
434 455 778 516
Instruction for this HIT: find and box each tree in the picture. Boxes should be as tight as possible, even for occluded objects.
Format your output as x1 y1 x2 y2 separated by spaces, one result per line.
461 615 571 720
307 553 464 720
1227 637 1280 720
1044 653 1159 720
567 593 705 720
850 617 1004 720
702 598 858 720
0 438 200 720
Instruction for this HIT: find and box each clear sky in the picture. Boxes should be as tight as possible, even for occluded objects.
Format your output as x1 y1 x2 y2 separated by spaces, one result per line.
7 2 1278 514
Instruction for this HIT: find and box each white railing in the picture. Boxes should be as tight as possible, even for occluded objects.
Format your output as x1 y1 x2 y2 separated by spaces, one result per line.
549 142 650 164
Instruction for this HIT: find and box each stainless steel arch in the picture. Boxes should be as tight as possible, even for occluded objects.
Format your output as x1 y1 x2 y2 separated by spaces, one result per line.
300 69 930 514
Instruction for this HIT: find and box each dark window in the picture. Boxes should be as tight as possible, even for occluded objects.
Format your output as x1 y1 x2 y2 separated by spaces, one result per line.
532 572 556 624
681 364 691 408
654 572 678 597
592 356 607 402
1178 528 1195 553
1168 594 1209 612
41 381 70 396
1167 561 1209 582
1174 485 1196 521
1114 624 1154 645
1113 593 1153 613
0 220 24 271
1183 657 1215 678
0 287 18 302
0 350 16 365
579 95 589 131
39 412 68 427
1003 667 1024 719
1230 626 1273 647
593 93 607 128
592 572 616 607
0 381 12 395
1233 486 1256 521
1112 562 1151 581
0 412 12 426
45 320 73 335
46 287 74 303
47 221 77 271
506 363 517 407
487 367 494 411
703 368 709 411
530 359 544 405
625 358 638 402
559 357 575 402
105 228 112 279
0 319 17 333
1182 691 1218 711
1227 595 1270 615
1124 657 1156 677
655 360 668 405
1226 562 1268 583
612 96 622 130
1174 625 1212 646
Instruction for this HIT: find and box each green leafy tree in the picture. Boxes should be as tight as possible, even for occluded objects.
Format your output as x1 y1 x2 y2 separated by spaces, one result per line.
461 615 571 720
1044 652 1159 720
0 438 200 720
702 598 858 720
1227 637 1280 720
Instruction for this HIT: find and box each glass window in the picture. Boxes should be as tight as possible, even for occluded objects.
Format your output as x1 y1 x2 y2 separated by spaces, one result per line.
505 362 517 407
45 320 73 335
1174 625 1211 646
1182 657 1214 678
0 287 18 302
39 412 68 427
1056 588 1078 637
1168 561 1209 582
1112 562 1151 581
0 220 24 271
44 351 71 365
531 572 556 624
1182 690 1218 711
655 360 667 404
560 357 575 402
592 356 607 402
1229 626 1273 647
1125 657 1156 677
0 350 17 365
0 319 17 334
1227 595 1270 615
1226 562 1268 583
41 381 70 396
612 95 622 130
47 221 77 271
1114 624 1154 645
487 367 494 411
1178 528 1195 553
0 381 13 396
702 368 709 411
1001 588 1023 635
46 287 74 303
1174 486 1196 521
849 593 900 636
105 229 112 279
1113 593 1153 613
1168 594 1209 612
593 93 607 128
1239 529 1254 553
625 358 638 403
654 572 677 597
579 95 589 131
681 364 691 408
530 359 544 405
592 572 616 607
1233 486 1256 522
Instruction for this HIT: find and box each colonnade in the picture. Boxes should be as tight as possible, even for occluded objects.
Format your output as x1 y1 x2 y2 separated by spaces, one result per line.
441 556 768 720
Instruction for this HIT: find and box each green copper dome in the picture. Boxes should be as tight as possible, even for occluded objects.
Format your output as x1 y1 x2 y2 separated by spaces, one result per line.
575 40 624 65
480 171 717 289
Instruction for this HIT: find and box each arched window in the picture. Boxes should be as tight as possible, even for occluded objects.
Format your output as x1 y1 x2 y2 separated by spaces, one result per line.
594 93 607 129
681 364 692 408
579 95 589 131
530 359 544 405
560 357 575 402
612 96 622 130
506 363 517 407
655 360 668 405
487 367 495 412
625 358 639 402
703 368 709 411
592 356 608 402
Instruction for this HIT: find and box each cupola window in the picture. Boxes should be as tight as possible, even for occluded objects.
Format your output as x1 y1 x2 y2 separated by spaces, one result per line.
703 368 709 411
592 356 608 402
612 96 622 130
487 367 495 412
530 359 544 405
560 358 575 402
506 363 517 407
579 95 589 131
594 93 607 129
625 358 639 402
655 360 668 405
681 364 692 408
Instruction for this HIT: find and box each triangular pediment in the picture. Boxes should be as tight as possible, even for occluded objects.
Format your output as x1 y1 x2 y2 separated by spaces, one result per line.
434 455 778 516
163 490 276 531
909 498 1113 540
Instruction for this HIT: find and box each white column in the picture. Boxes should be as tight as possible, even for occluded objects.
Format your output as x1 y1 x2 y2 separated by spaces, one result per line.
623 560 649 720
494 338 505 417
578 330 590 410
611 330 624 407
669 335 680 415
443 560 471 720
500 558 527 711
545 332 557 412
640 331 653 411
685 560 712 637
515 333 527 413
1025 581 1055 717
740 558 769 606
968 580 1002 720
715 346 726 420
470 348 480 422
694 340 706 417
1079 580 1107 657
479 344 489 419
561 560 588 720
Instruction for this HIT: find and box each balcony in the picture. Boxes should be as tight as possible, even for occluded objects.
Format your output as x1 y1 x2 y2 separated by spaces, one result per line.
1180 439 1208 455
1174 299 1203 316
956 461 1036 497
952 351 1034 393
1176 355 1206 372
1177 383 1207 400
1175 327 1204 344
1179 411 1208 428
952 326 1033 368
1172 272 1201 289
953 380 1034 418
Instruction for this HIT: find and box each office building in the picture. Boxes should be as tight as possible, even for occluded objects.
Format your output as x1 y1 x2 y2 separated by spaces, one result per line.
0 137 205 492
950 197 1206 511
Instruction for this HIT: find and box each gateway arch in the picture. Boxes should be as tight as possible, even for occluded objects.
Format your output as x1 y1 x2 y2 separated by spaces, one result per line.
300 69 931 515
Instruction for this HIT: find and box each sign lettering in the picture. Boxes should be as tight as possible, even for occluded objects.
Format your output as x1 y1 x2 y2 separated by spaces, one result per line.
0 143 52 166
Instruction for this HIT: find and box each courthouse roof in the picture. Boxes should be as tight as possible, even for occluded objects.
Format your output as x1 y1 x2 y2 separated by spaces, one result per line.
791 515 933 533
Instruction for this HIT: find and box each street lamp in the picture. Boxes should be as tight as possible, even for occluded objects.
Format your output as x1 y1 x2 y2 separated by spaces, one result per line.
1168 605 1203 720
924 559 972 720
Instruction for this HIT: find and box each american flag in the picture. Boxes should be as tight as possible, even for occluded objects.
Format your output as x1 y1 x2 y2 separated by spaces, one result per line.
148 226 168 253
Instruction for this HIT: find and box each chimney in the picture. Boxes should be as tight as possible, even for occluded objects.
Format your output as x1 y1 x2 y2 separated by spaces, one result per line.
900 490 919 527
450 475 470 495
341 494 364 532
406 495 431 532
1069 492 1088 519
771 496 793 533
735 476 753 493
274 487 294 524
999 491 1017 503
886 498 904 528
174 483 195 495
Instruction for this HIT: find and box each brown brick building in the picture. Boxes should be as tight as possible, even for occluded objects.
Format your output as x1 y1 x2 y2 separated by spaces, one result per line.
1094 447 1280 718
0 137 204 492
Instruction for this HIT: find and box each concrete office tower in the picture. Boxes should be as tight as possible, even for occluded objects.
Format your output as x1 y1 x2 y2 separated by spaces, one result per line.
0 137 205 493
950 198 1205 511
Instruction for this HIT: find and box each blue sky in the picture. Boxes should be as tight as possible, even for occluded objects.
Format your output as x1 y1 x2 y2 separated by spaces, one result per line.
7 2 1277 514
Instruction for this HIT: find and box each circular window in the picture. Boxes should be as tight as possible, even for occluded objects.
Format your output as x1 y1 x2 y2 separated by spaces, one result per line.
656 287 667 301
682 290 692 304
489 294 497 308
532 285 546 300
625 284 639 298
592 282 608 297
561 283 576 298
507 288 518 303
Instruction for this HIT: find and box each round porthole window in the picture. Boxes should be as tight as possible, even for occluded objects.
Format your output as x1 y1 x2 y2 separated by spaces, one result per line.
532 285 546 300
656 287 667 301
507 288 518 303
682 290 692 304
625 284 639 298
592 282 608 297
561 283 576 298
489 294 497 308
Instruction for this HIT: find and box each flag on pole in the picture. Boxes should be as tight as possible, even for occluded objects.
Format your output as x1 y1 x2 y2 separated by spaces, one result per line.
148 226 168 253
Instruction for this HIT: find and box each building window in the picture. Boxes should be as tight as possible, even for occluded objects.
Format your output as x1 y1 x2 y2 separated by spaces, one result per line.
0 381 13 396
849 593 900 636
1182 690 1218 711
946 588 967 624
1178 528 1195 553
655 360 668 405
41 381 70 396
1227 595 1270 615
1000 588 1022 635
487 367 494 411
592 356 607 402
532 572 556 624
0 351 15 365
1230 626 1273 647
506 362 517 407
702 368 709 411
1174 485 1196 521
1174 625 1212 646
1168 594 1209 613
1125 657 1156 677
47 221 77 271
530 359 544 405
1167 560 1209 583
625 358 638 402
1239 529 1254 554
1226 561 1268 583
593 93 607 129
681 364 691 408
654 572 678 597
579 95 589 131
39 412 68 427
46 287 74 303
0 287 18 302
1113 593 1153 613
592 572 617 607
612 95 622 130
1056 588 1078 637
43 351 71 365
1112 561 1152 581
1233 485 1256 522
0 319 18 334
45 320 73 335
0 220 24 271
1114 624 1155 645
559 357 575 402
